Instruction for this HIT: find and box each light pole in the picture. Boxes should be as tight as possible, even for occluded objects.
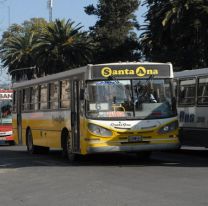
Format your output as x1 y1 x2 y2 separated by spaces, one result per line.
47 0 53 22
7 5 10 27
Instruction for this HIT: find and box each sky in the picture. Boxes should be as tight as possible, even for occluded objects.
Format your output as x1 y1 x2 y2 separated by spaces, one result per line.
0 0 147 85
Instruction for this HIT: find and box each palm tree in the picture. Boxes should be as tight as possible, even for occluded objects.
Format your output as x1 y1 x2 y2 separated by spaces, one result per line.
140 0 208 70
0 32 38 81
161 0 208 69
34 19 93 75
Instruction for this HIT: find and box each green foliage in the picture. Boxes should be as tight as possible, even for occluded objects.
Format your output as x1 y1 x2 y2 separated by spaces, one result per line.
140 0 208 70
85 0 141 63
0 31 38 80
0 18 93 81
0 18 49 80
1 1 141 81
34 19 93 75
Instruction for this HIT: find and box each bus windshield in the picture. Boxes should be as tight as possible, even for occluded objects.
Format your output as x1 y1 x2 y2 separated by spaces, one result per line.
86 79 175 119
0 100 12 125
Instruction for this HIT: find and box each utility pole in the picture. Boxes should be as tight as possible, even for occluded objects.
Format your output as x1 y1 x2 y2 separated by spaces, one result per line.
7 5 10 26
47 0 53 22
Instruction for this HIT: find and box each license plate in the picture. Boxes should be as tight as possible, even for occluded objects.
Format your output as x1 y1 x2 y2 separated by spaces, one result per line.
128 136 143 142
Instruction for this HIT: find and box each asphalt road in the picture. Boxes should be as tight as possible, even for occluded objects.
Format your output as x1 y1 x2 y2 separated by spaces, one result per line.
0 145 208 206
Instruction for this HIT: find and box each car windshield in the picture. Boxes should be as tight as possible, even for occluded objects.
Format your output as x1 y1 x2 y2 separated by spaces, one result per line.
86 79 175 119
0 100 12 125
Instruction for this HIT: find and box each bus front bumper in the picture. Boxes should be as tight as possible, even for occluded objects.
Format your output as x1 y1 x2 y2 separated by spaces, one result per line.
0 135 13 144
0 135 13 141
87 143 180 154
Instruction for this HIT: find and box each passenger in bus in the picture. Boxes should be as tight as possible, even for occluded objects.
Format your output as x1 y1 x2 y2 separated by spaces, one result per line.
149 89 157 103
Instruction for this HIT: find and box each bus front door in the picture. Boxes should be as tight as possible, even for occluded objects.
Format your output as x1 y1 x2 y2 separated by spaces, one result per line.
71 81 80 153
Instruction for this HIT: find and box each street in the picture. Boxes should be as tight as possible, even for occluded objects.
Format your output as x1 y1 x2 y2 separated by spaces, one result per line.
0 145 208 206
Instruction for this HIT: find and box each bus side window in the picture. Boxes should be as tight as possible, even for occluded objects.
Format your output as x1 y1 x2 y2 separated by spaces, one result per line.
40 84 48 110
179 78 196 105
173 80 178 99
179 86 185 100
31 86 39 111
22 88 31 111
49 82 59 110
198 77 208 105
60 80 70 108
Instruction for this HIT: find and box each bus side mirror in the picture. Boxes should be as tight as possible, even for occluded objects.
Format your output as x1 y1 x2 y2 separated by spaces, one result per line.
80 89 85 100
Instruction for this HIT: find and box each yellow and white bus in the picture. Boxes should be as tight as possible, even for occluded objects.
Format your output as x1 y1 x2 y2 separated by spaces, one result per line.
13 62 180 160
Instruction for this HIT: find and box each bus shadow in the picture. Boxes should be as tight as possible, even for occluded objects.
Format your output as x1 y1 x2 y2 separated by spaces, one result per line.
70 150 208 168
0 146 208 169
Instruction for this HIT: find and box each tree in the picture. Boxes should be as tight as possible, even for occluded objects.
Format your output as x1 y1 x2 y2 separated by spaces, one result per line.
0 18 49 81
140 0 208 70
85 0 141 63
0 18 93 80
0 31 37 81
33 19 93 75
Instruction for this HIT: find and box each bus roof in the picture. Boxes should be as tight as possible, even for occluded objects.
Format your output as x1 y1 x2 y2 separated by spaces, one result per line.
12 66 87 89
12 62 173 89
91 62 172 66
174 68 208 78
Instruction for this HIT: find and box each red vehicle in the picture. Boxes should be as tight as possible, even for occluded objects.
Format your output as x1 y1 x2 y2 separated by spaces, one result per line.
0 89 13 145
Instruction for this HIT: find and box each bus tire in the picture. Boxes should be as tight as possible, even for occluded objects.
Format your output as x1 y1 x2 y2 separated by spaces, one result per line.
62 130 77 162
8 141 15 146
26 129 38 154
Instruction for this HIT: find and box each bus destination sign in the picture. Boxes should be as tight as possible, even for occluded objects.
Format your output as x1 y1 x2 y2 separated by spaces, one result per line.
0 90 13 100
91 64 171 79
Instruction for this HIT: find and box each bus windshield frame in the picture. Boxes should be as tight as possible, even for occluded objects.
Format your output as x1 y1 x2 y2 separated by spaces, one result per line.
85 78 176 120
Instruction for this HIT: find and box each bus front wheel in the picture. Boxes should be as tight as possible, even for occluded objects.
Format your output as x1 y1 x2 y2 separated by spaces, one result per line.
62 131 77 162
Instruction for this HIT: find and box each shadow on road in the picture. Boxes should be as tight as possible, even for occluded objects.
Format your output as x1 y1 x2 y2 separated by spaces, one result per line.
0 145 208 169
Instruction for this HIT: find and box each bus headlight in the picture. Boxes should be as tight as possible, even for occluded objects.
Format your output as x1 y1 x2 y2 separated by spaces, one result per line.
88 123 112 137
158 121 178 134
